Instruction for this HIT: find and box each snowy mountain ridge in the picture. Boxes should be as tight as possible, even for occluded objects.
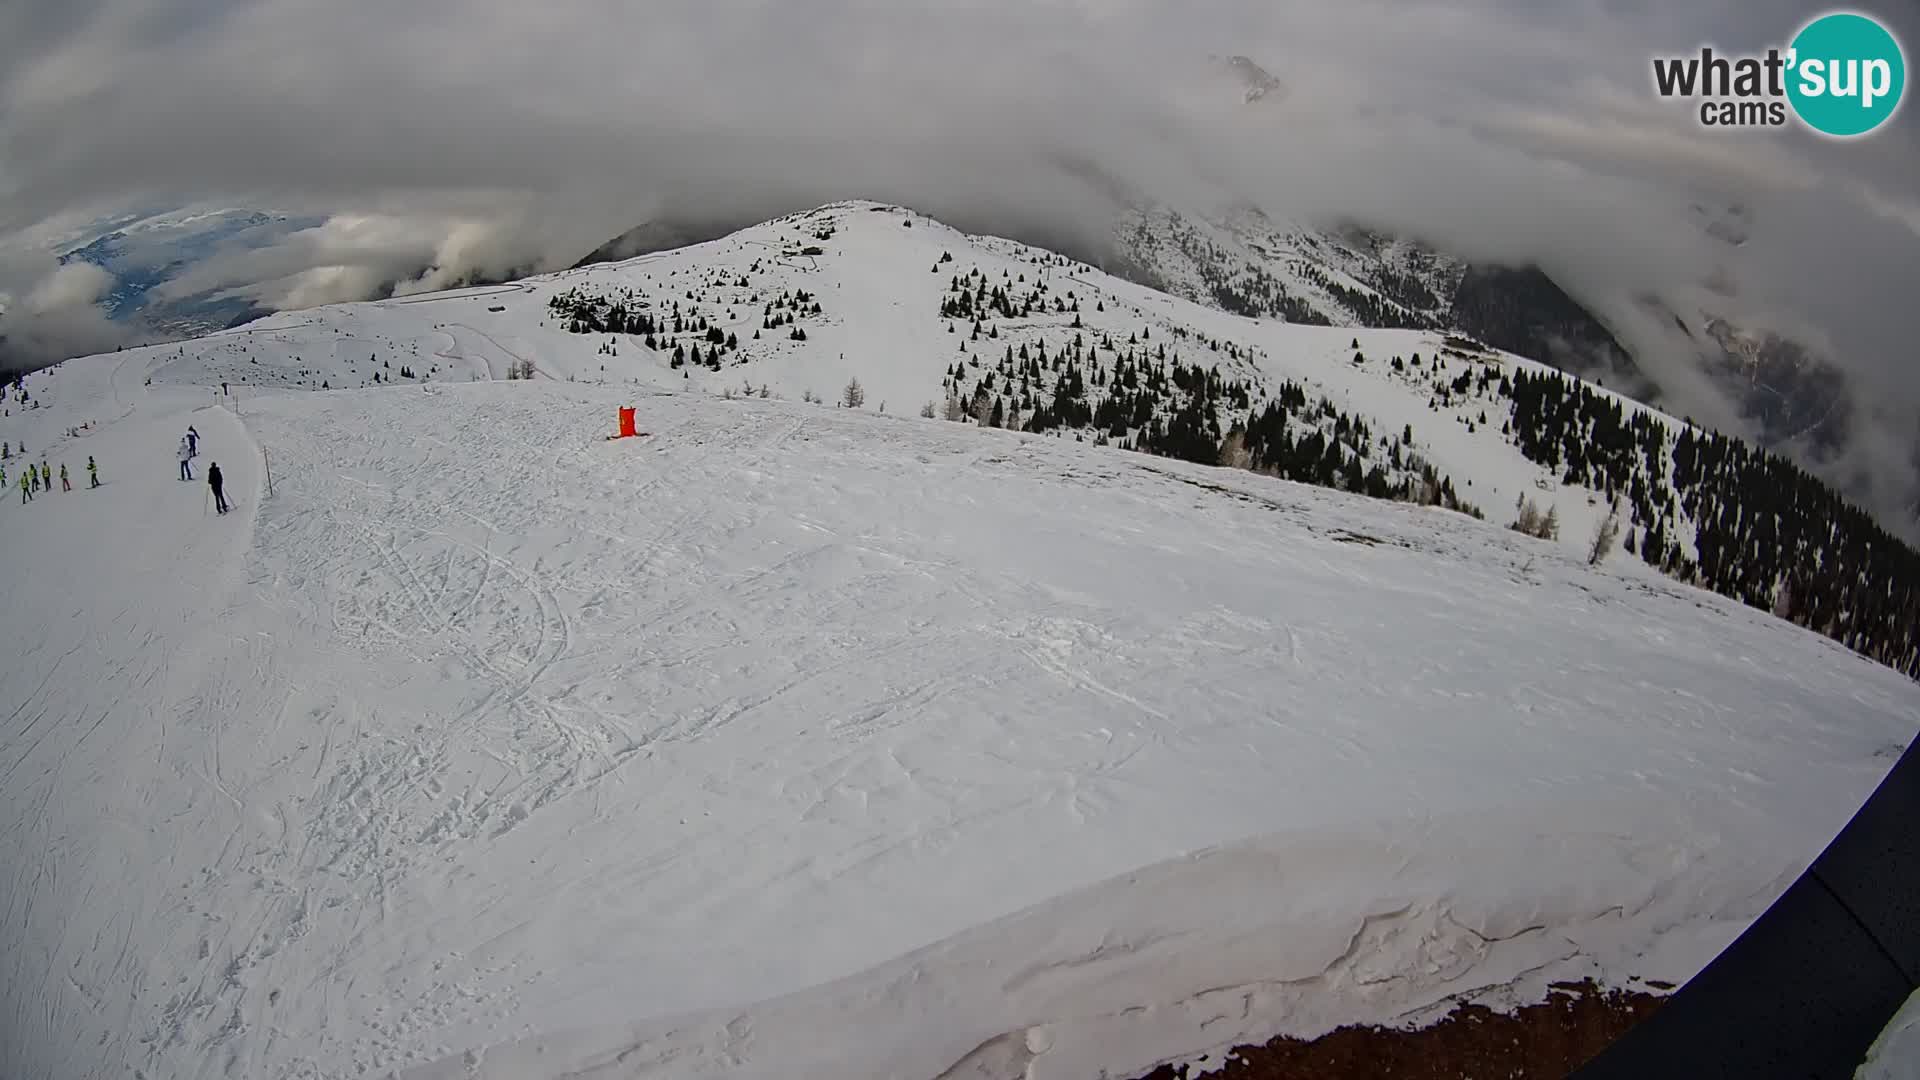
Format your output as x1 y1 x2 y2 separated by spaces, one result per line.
1112 196 1860 480
3 199 1917 1080
112 198 1917 679
120 199 1621 562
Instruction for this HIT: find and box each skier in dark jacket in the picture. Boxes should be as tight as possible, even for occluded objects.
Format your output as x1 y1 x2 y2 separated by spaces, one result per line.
208 462 229 514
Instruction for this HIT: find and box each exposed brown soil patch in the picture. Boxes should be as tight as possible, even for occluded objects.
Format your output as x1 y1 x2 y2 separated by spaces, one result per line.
1132 981 1663 1080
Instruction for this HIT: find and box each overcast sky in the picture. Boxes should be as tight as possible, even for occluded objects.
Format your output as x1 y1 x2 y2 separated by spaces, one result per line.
1 0 1917 516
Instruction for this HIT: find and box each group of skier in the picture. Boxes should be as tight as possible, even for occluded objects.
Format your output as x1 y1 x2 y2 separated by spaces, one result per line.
8 422 227 514
9 446 98 503
3 378 110 505
177 426 229 514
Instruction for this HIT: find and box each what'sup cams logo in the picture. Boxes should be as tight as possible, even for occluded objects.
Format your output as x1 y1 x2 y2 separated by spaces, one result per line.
1652 10 1906 137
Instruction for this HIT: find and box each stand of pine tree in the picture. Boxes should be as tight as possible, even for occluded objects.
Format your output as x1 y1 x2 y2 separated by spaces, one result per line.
935 274 1914 678
1504 369 1916 677
559 266 1912 683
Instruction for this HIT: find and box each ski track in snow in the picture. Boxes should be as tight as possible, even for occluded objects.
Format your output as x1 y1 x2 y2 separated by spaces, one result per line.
2 204 1918 1080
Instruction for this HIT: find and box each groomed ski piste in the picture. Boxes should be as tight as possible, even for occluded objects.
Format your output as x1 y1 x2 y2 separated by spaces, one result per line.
3 202 1917 1080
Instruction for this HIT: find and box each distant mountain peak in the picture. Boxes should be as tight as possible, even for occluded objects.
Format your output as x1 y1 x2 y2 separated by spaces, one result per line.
1213 54 1286 104
1107 199 1886 513
1698 315 1852 457
1688 202 1753 248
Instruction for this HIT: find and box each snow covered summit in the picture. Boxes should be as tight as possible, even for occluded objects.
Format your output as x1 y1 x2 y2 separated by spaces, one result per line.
1 202 1916 1080
124 199 1920 680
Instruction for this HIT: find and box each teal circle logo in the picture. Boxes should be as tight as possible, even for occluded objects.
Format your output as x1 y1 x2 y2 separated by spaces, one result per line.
1786 11 1906 137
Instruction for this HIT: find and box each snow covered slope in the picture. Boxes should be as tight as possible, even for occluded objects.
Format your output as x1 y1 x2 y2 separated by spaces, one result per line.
2 204 1917 1080
1860 988 1920 1080
1112 196 1862 481
121 201 1675 561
